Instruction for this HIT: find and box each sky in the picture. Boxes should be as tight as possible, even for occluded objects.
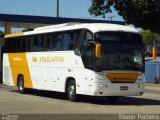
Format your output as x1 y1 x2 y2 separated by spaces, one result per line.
0 0 124 32
0 0 123 20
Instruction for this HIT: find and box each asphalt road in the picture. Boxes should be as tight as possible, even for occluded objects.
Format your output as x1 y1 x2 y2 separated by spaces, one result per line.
0 84 160 116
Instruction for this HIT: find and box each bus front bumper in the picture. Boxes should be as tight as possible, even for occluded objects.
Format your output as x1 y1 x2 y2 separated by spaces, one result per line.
87 82 144 96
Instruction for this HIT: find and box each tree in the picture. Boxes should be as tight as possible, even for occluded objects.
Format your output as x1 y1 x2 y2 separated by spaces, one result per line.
89 0 160 34
0 30 4 37
141 30 159 47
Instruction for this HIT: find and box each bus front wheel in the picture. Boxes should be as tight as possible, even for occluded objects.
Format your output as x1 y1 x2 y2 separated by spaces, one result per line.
18 76 26 94
67 80 77 102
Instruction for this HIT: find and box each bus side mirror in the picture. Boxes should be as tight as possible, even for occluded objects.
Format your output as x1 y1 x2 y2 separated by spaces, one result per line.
95 43 101 58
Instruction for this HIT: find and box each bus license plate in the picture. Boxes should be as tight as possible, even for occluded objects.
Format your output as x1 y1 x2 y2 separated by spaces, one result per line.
120 86 128 90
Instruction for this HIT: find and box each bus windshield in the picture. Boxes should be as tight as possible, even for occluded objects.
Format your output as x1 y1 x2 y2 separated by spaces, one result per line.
95 32 144 72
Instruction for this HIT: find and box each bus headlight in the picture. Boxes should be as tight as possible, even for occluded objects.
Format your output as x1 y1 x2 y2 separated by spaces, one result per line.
138 84 143 88
100 84 108 88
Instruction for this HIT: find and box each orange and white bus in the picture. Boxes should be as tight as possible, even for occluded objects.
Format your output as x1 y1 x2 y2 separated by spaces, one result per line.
3 23 145 101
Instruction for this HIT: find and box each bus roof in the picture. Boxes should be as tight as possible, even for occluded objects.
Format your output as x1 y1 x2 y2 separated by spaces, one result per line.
5 23 139 38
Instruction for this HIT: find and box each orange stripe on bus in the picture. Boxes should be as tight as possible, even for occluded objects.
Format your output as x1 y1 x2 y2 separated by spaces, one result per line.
8 53 33 88
106 73 138 83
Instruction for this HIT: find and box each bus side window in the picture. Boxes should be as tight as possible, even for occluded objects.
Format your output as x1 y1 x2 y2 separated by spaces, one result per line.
20 38 26 52
46 30 80 51
26 37 33 52
54 33 63 51
8 38 18 53
63 33 72 50
64 30 80 50
80 31 94 69
33 36 39 51
15 38 20 52
4 39 9 53
48 34 56 51
15 37 26 52
38 36 45 51
71 30 80 49
62 30 80 50
46 35 50 50
43 34 48 51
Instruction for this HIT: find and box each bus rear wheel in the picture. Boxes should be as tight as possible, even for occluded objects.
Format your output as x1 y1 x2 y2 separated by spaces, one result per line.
18 76 26 94
67 80 77 102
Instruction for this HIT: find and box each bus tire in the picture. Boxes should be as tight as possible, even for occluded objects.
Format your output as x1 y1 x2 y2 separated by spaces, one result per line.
18 76 26 94
107 96 119 102
67 80 77 102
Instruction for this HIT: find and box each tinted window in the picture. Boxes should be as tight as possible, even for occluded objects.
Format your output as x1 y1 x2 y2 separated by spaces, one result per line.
46 30 80 51
95 32 144 72
80 30 94 69
4 30 81 53
4 37 26 53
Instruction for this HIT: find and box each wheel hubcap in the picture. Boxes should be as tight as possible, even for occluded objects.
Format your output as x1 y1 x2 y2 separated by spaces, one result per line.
69 85 74 97
19 81 23 91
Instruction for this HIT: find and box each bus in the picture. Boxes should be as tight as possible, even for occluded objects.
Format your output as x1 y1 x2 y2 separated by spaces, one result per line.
3 23 145 102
